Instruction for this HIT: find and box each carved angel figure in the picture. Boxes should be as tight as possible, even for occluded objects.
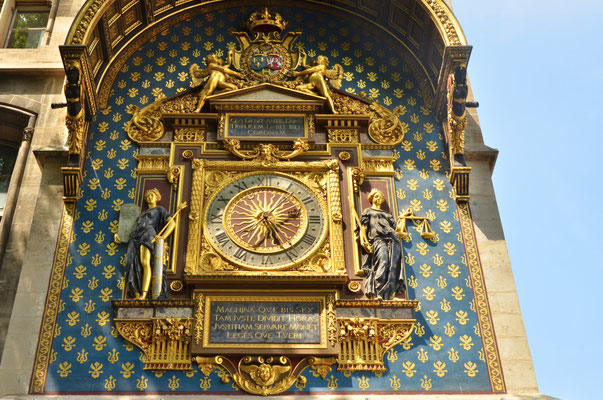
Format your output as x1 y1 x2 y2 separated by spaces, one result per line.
240 362 291 387
189 53 245 112
290 53 343 114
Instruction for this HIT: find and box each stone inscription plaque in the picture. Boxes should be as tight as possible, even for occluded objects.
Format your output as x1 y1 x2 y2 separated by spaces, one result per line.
227 116 306 138
209 301 321 344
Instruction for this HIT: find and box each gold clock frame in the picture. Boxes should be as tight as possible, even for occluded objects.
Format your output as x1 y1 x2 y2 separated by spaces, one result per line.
184 158 346 281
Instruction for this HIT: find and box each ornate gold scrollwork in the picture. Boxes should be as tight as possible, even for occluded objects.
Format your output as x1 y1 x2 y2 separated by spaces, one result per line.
368 102 408 145
166 166 181 190
195 355 336 396
224 138 310 165
126 97 165 142
351 168 365 194
337 317 414 372
116 318 193 370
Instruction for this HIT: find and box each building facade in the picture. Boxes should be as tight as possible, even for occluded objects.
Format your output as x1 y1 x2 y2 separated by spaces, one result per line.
0 0 552 398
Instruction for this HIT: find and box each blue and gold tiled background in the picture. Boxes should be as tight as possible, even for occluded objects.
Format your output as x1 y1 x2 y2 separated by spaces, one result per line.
42 6 494 393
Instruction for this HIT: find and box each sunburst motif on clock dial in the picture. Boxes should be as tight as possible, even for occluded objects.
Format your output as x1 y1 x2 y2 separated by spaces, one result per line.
204 172 327 270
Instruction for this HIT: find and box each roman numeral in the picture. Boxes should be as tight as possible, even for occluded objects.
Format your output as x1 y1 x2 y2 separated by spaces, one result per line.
285 248 299 262
308 215 321 224
301 196 313 205
234 247 248 261
210 212 223 224
215 232 229 246
301 234 316 246
233 181 248 192
216 195 229 204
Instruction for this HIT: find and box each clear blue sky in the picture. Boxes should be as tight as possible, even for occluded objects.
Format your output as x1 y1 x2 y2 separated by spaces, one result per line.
452 1 603 399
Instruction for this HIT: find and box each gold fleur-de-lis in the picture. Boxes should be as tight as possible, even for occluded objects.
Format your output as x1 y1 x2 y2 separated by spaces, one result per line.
415 321 425 337
432 178 445 191
422 287 435 301
66 311 79 327
407 178 419 190
84 299 95 313
416 242 429 255
389 374 401 390
429 335 443 351
387 348 398 362
104 375 116 391
107 348 119 364
419 264 432 278
97 311 110 326
440 298 451 312
437 276 447 289
417 348 429 363
459 335 474 350
464 361 478 377
401 335 413 350
425 310 439 325
77 242 90 256
103 266 116 279
405 253 415 266
410 199 422 211
168 375 180 391
77 349 88 364
136 375 148 391
422 188 432 199
81 323 92 338
402 360 416 377
455 310 469 325
58 361 72 377
448 347 460 362
433 361 447 377
430 159 442 171
451 286 465 300
89 362 104 378
106 242 119 256
88 277 98 290
95 231 105 243
200 376 211 391
420 375 432 391
407 274 418 289
431 254 443 266
444 322 455 337
358 375 370 390
121 362 135 378
93 335 106 351
70 287 84 302
85 199 97 211
62 336 76 351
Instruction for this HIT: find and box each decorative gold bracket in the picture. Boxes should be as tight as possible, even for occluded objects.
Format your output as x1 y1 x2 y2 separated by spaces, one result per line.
116 318 193 370
337 317 414 372
224 138 309 165
195 355 336 396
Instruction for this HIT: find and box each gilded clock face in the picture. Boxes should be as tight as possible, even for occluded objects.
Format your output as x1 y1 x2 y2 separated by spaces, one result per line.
205 173 326 270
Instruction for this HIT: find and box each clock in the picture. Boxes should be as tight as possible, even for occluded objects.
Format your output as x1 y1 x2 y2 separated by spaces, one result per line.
204 172 327 270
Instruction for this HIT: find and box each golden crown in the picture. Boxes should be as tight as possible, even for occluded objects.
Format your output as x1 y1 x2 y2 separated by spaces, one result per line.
247 8 288 34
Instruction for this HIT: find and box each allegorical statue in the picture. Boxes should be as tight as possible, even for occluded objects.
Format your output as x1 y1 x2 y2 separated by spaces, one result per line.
122 189 185 300
290 53 343 114
189 53 245 112
356 189 406 300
